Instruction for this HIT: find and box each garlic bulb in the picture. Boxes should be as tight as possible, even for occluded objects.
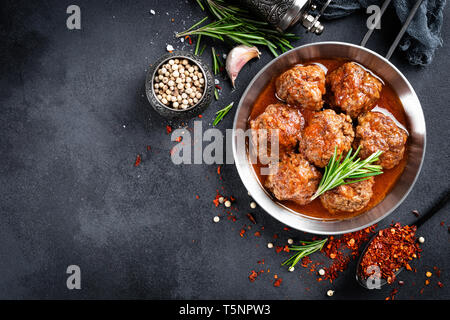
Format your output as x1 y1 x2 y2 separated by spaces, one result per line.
226 45 261 88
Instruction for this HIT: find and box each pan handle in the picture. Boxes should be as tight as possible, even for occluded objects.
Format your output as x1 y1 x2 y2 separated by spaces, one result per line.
360 0 424 60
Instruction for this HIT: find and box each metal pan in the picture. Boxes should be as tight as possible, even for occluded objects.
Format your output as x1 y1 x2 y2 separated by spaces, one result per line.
232 41 426 234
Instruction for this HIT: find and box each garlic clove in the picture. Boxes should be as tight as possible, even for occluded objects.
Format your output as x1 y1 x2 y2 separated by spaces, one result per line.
226 45 261 88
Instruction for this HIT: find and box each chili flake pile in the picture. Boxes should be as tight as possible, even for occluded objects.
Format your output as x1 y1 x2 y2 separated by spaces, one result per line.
360 223 421 284
320 225 376 282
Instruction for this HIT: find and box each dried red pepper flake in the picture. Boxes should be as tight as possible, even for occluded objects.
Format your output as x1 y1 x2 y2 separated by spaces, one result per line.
198 114 203 118
275 246 283 253
283 245 290 253
166 125 172 134
273 278 282 287
283 227 290 231
239 228 246 237
174 136 182 142
134 154 141 167
359 223 420 284
273 233 279 239
246 213 257 224
146 145 151 151
249 270 258 282
184 35 192 45
437 281 444 288
215 85 222 90
217 165 221 175
322 225 376 282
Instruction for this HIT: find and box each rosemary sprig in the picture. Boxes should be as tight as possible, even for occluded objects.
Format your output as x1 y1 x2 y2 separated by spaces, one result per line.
282 238 328 270
213 102 234 126
211 47 220 75
194 34 202 55
310 147 384 201
176 0 299 57
214 87 219 100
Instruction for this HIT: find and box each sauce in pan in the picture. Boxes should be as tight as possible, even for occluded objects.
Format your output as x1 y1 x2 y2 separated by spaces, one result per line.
248 58 409 220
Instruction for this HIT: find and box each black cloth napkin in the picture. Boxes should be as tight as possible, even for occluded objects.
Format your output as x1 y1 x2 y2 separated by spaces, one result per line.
317 0 447 65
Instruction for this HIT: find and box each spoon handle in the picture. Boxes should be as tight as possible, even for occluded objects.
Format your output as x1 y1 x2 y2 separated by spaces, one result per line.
413 189 450 229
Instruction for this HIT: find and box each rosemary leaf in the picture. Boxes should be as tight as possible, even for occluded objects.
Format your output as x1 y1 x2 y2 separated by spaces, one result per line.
310 147 384 200
213 102 234 126
282 238 328 269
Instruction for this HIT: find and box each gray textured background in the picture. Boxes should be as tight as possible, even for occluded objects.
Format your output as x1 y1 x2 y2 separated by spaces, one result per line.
0 0 448 299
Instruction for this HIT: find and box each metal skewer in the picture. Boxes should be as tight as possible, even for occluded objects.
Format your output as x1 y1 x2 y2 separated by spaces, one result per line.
385 0 425 59
360 0 393 47
360 0 425 59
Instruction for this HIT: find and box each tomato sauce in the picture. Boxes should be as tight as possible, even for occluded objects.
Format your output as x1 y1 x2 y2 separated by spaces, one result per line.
248 58 409 220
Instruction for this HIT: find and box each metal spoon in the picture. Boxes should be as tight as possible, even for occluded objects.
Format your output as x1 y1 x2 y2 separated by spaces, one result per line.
356 189 450 289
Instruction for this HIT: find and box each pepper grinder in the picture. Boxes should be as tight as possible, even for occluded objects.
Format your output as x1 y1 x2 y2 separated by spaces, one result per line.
240 0 331 34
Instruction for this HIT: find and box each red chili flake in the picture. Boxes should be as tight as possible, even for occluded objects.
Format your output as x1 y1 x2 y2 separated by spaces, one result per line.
198 114 203 118
195 195 199 199
146 145 151 151
134 154 141 167
249 270 258 282
273 233 279 239
185 35 192 45
254 231 261 237
283 227 290 231
433 266 441 277
257 259 265 264
387 288 398 300
175 136 182 142
275 246 283 253
273 278 282 287
239 228 246 237
437 281 444 288
322 225 376 282
359 223 420 284
440 221 445 226
215 85 222 90
217 165 221 175
246 213 257 224
166 125 172 134
230 196 235 202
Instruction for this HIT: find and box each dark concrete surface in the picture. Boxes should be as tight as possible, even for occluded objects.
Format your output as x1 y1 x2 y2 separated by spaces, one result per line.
0 0 448 299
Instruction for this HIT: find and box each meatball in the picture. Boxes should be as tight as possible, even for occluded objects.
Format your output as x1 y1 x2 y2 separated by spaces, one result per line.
250 104 304 162
355 111 408 169
326 62 383 118
265 153 321 205
275 64 326 110
300 109 354 168
320 177 375 214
